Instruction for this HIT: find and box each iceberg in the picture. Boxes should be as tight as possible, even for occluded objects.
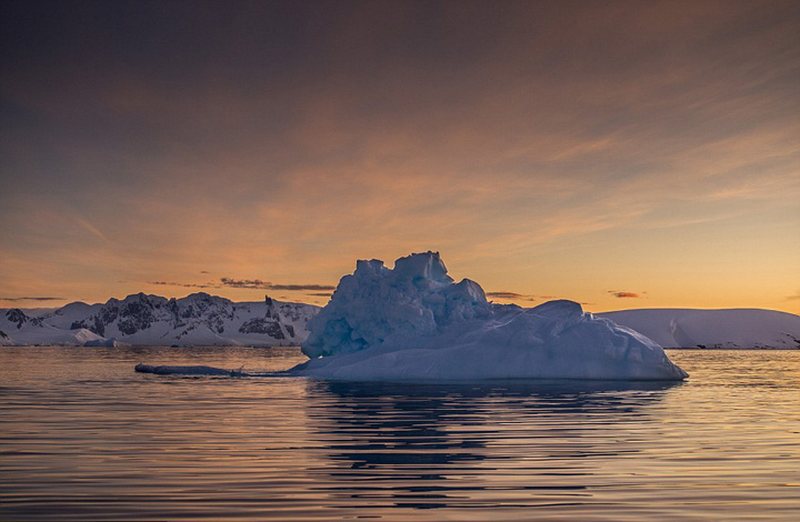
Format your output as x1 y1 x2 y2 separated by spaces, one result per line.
291 252 687 381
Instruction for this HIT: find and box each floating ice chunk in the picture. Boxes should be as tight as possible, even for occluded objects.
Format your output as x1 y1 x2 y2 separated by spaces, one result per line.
134 363 247 376
84 337 128 347
295 252 687 381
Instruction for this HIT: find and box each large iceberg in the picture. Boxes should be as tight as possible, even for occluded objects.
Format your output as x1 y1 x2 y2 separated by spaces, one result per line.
291 252 687 381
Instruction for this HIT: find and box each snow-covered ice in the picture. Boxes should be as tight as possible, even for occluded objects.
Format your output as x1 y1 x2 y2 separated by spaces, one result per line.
291 252 687 381
599 308 800 349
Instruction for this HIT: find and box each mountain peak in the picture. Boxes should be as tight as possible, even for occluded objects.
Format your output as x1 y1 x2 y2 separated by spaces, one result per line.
0 293 320 346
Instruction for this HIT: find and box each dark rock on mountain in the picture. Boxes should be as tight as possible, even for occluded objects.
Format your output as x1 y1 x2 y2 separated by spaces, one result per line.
5 309 28 329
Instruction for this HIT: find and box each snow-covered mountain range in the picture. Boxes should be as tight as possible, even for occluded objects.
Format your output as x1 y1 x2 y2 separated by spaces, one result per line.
598 308 800 349
2 292 799 349
0 293 319 347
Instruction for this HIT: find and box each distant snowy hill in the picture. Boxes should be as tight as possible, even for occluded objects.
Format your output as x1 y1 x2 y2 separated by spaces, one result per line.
0 293 319 347
3 293 798 349
598 308 800 349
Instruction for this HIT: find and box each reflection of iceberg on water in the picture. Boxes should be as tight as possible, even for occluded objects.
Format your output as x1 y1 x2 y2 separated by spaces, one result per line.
290 251 687 381
303 379 679 510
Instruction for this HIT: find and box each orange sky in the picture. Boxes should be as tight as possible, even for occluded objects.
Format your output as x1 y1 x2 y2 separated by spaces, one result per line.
1 1 798 313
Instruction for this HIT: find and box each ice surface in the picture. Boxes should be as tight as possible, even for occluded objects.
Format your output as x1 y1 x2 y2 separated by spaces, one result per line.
294 252 687 381
83 337 128 348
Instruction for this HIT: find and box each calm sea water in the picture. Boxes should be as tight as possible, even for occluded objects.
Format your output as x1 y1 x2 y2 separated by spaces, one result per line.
1 347 799 521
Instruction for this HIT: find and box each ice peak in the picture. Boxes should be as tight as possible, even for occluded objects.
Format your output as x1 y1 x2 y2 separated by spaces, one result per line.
354 259 387 276
303 252 490 358
392 251 452 284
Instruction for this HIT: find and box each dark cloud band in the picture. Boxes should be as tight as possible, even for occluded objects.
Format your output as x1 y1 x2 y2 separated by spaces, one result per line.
485 291 556 302
0 296 65 302
608 291 641 298
149 278 336 292
149 281 219 289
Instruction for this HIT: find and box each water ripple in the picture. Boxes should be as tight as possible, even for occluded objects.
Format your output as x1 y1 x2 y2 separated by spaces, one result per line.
0 347 799 520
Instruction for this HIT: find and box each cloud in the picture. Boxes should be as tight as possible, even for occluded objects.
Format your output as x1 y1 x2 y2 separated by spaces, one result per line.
148 281 219 289
485 291 550 302
608 291 642 298
788 291 800 300
147 278 337 292
269 283 337 291
486 292 592 304
486 292 522 299
0 296 65 302
219 277 335 291
74 217 109 243
1 2 798 313
485 291 525 299
218 278 268 289
306 292 333 297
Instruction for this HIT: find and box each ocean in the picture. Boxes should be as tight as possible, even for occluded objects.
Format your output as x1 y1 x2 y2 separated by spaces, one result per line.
1 346 798 520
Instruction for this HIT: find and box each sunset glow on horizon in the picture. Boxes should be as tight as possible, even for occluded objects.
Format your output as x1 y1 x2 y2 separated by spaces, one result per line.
1 1 798 313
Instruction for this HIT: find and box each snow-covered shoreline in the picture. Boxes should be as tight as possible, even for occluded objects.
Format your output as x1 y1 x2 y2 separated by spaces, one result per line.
599 308 800 350
0 293 318 347
3 287 798 351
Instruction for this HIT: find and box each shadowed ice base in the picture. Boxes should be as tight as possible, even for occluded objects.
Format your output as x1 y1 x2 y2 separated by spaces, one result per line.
134 362 682 390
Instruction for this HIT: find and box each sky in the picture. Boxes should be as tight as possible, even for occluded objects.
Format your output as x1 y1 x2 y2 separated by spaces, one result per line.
1 0 799 313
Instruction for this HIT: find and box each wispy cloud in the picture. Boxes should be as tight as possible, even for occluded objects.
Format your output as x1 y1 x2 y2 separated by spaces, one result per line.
74 217 109 242
608 291 642 298
486 291 526 299
788 291 800 300
485 291 559 302
220 278 335 291
485 291 538 302
0 296 65 302
1 2 798 313
148 278 336 292
148 281 219 289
